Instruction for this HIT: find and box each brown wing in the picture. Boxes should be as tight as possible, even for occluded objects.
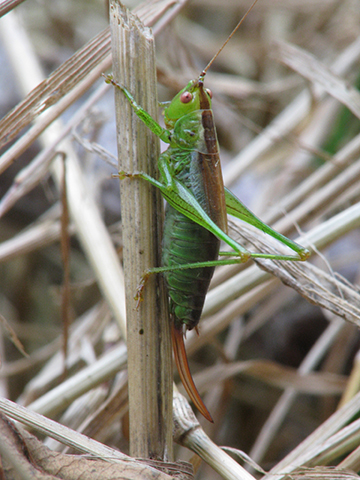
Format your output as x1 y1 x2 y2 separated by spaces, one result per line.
191 108 228 234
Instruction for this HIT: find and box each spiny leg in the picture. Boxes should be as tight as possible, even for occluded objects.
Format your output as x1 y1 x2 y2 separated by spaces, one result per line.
103 74 171 143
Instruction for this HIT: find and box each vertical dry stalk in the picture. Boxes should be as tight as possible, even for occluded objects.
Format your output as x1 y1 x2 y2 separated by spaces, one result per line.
60 153 71 376
109 0 173 460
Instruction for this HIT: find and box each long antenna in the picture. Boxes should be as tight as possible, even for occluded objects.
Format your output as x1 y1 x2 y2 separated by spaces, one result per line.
202 0 260 75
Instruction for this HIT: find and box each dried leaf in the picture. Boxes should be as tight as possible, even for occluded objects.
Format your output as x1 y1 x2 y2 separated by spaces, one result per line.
0 413 191 480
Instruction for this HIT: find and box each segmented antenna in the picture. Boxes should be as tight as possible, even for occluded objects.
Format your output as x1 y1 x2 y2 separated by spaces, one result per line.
202 0 260 75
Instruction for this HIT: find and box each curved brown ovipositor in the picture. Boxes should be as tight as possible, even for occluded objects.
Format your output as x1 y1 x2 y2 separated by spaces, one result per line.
171 324 213 423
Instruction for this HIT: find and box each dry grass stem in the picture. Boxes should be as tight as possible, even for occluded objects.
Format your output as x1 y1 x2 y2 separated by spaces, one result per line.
223 35 360 186
173 390 257 480
274 41 360 119
26 344 127 418
110 0 175 461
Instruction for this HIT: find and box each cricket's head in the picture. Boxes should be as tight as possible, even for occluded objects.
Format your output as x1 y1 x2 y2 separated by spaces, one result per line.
163 73 212 129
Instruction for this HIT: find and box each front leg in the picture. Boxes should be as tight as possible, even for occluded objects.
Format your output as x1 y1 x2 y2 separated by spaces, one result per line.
117 151 178 193
116 170 166 192
103 74 172 144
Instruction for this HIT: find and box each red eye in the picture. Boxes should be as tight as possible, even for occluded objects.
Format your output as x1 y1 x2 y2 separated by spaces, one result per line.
206 88 212 98
180 91 192 103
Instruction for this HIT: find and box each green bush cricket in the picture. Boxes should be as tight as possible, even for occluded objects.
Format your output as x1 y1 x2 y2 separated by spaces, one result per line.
105 0 310 422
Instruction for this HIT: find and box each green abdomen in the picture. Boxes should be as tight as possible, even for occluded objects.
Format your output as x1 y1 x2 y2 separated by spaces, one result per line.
162 203 220 330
